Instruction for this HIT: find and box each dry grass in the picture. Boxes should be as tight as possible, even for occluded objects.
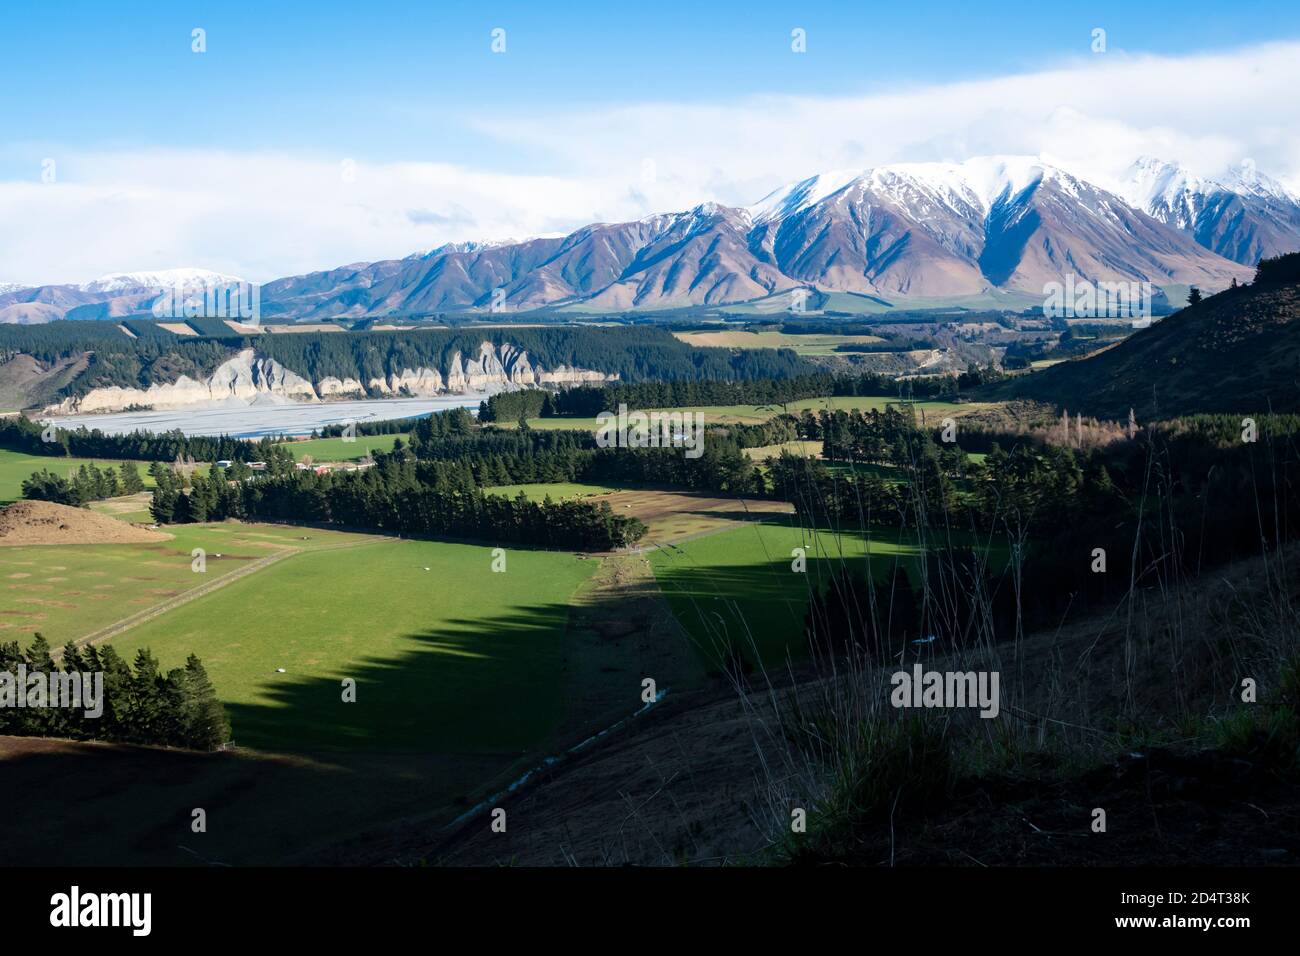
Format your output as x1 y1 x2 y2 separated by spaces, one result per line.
0 501 171 545
589 488 793 546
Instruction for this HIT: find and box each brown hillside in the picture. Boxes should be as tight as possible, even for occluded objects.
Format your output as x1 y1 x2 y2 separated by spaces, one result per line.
991 274 1300 419
0 500 170 545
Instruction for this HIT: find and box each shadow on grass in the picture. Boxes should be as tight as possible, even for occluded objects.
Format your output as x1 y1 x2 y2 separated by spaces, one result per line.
0 583 697 866
0 519 1007 866
647 517 1010 669
224 601 579 755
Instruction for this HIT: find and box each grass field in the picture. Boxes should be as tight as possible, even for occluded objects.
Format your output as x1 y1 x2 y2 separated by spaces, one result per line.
276 434 402 462
0 448 156 504
110 535 600 753
0 533 689 867
782 396 990 420
671 330 886 355
0 522 374 648
487 482 794 543
649 520 1004 667
512 397 993 431
743 440 823 461
485 481 622 502
0 518 665 866
88 492 154 524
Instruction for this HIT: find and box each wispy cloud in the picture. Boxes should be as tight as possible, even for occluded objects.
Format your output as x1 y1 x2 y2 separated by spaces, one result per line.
3 40 1298 285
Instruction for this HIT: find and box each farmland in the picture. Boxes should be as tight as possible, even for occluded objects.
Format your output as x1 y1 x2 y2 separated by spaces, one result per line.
109 534 601 754
510 396 992 431
485 481 622 502
0 448 154 504
670 329 885 355
649 521 1004 667
0 510 691 865
0 522 376 648
276 433 403 462
487 482 793 544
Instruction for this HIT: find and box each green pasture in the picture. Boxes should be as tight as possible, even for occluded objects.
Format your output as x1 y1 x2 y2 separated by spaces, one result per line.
111 535 599 754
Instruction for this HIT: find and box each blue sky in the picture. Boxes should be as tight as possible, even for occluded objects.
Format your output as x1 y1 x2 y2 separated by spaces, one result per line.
2 1 1298 283
2 0 1293 169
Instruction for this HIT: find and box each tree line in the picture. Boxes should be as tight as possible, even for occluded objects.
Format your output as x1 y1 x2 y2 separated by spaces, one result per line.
3 323 813 400
0 633 231 750
0 414 275 464
490 370 994 422
22 461 145 506
233 451 648 551
148 428 649 550
777 413 1300 644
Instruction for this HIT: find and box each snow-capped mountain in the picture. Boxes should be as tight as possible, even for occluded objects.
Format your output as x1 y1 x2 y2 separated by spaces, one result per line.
0 268 247 325
739 156 1251 299
748 156 1049 226
0 282 29 295
1117 157 1300 265
77 268 244 293
9 155 1297 324
257 158 1255 317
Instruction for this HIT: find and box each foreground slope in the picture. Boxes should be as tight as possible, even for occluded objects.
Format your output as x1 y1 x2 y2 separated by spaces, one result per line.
994 268 1300 419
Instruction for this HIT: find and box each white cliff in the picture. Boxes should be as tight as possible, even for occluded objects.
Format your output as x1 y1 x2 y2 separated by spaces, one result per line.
43 342 617 415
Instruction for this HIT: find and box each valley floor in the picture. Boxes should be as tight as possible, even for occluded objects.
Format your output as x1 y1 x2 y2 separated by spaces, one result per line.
6 447 1298 868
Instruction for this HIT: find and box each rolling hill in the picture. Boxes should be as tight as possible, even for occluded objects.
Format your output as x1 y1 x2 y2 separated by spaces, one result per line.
994 255 1300 419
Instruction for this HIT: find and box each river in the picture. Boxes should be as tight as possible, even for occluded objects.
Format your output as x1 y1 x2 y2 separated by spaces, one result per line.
38 395 487 438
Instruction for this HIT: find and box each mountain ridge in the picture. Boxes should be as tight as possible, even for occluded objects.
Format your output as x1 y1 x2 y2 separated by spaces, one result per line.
6 155 1298 322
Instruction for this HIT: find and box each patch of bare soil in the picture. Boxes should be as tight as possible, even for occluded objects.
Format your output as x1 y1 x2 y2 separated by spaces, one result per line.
89 492 154 516
0 500 171 545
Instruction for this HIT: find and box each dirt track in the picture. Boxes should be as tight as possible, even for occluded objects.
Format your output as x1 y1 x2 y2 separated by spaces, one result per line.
54 548 301 657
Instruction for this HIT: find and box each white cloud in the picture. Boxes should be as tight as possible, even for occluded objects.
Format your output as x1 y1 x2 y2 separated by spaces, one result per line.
3 39 1298 285
473 40 1300 201
0 153 627 285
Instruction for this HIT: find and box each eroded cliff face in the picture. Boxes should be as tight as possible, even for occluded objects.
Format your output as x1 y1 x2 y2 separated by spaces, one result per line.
42 343 616 414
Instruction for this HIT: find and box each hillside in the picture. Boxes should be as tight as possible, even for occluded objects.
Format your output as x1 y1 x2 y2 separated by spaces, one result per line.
0 324 811 414
993 265 1300 419
336 543 1300 867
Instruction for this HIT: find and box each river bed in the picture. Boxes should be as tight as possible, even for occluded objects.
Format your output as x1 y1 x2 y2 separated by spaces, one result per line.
38 395 487 438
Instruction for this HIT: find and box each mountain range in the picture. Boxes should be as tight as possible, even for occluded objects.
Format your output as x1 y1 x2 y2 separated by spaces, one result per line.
3 156 1298 323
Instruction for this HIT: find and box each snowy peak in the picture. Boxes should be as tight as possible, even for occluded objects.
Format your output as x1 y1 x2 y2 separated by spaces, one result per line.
1122 156 1298 207
12 155 1296 323
747 156 1065 226
1118 157 1300 263
408 238 545 259
748 168 866 224
868 156 1054 213
78 268 244 293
